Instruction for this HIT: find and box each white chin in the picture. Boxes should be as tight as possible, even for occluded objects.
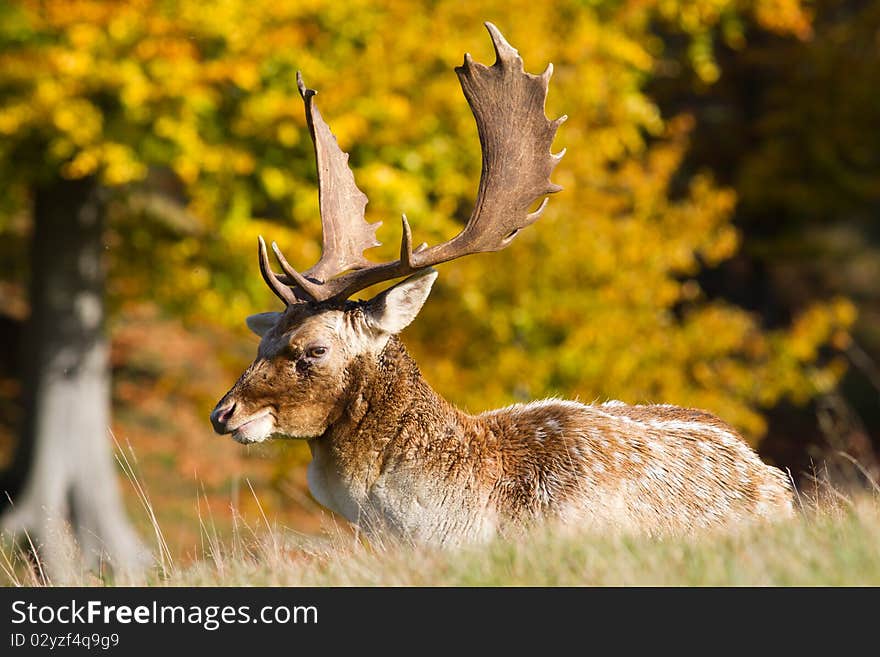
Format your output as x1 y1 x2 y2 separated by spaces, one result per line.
231 414 274 445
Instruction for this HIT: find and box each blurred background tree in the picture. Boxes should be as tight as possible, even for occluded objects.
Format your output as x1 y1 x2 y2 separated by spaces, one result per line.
650 0 880 478
0 0 869 569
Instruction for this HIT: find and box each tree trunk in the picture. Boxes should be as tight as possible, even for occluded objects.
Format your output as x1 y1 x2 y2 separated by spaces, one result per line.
1 177 146 582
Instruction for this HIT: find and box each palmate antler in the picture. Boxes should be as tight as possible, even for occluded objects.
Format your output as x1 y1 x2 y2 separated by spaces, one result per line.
259 22 566 306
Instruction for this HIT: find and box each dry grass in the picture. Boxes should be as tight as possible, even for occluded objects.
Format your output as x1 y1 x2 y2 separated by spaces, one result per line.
3 479 880 586
3 439 879 586
171 494 880 586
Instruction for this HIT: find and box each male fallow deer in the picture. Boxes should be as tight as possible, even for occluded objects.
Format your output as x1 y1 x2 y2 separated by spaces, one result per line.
211 23 794 545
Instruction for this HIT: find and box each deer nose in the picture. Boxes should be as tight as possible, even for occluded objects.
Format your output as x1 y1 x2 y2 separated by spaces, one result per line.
210 400 237 434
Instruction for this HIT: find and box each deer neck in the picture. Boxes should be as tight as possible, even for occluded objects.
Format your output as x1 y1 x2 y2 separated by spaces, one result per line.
306 336 468 526
325 336 459 449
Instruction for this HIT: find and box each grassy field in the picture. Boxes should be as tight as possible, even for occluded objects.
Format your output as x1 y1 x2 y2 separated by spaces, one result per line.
4 306 878 587
3 489 880 587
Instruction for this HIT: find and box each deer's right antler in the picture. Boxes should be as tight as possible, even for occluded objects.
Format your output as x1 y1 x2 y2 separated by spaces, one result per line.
260 22 566 305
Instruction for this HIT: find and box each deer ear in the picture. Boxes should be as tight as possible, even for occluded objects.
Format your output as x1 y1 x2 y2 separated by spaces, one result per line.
246 311 282 337
364 269 438 335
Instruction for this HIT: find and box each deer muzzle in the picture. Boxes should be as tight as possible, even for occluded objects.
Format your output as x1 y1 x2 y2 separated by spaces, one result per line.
210 398 237 434
210 397 275 444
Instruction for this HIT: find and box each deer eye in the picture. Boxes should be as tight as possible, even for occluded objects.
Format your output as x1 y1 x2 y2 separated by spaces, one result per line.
306 345 328 359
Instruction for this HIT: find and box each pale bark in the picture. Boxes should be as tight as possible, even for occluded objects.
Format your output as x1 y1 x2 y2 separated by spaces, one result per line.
0 177 146 582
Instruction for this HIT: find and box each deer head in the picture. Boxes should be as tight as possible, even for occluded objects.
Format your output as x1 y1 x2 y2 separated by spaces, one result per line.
211 23 565 444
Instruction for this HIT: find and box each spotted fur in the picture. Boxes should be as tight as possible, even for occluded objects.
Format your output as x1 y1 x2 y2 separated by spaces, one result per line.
212 273 794 546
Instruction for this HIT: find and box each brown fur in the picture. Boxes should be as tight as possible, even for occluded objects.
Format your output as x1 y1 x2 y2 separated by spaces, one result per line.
212 292 794 546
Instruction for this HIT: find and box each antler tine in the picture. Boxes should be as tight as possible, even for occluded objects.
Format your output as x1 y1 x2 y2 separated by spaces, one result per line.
271 241 323 301
258 236 302 305
257 23 564 305
400 214 416 268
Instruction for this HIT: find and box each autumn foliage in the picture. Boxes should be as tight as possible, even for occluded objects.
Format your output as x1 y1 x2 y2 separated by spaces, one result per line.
0 1 861 548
